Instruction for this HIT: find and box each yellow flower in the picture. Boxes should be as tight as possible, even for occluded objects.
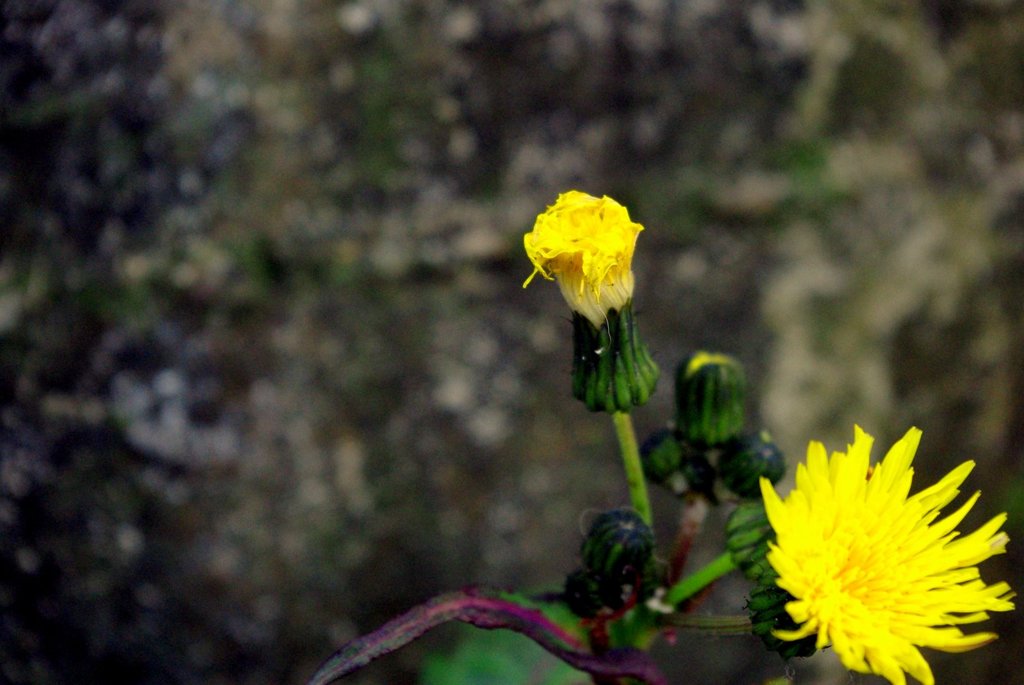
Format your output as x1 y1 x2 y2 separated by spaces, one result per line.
760 426 1014 685
523 190 643 327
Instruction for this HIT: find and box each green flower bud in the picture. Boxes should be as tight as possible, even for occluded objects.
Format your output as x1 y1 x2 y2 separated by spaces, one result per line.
640 428 683 486
581 508 655 588
596 553 665 610
747 583 817 659
679 443 717 499
725 502 775 582
675 351 746 446
571 303 660 413
719 430 786 499
564 568 605 618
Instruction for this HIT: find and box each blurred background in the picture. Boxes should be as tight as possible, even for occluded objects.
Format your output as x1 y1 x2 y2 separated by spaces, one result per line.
2 0 1022 683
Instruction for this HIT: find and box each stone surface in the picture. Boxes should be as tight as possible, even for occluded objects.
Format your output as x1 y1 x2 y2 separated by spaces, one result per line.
1 1 1022 684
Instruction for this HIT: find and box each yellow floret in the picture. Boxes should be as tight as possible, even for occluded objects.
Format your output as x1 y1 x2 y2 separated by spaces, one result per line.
523 190 643 327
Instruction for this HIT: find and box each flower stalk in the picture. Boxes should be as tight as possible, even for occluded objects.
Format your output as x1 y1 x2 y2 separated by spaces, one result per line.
662 614 752 636
611 411 652 527
668 496 710 584
663 552 737 607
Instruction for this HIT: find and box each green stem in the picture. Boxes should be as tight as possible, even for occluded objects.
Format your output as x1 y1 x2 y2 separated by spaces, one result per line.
611 411 652 526
663 552 737 607
662 614 752 635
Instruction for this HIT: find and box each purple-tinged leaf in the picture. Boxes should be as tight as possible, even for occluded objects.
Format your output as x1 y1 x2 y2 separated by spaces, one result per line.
307 586 668 685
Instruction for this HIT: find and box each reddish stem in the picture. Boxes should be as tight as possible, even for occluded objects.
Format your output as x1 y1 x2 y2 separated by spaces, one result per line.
668 495 709 583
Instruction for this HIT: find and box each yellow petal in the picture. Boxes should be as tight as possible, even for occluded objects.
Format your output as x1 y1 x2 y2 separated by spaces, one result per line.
760 425 1014 685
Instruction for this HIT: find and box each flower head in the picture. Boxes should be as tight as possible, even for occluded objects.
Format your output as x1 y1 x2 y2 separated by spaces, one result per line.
760 426 1014 685
523 190 643 327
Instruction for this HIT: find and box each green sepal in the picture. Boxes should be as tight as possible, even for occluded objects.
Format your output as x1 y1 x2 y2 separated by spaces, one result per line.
725 502 775 582
571 303 659 413
747 583 818 660
596 555 664 611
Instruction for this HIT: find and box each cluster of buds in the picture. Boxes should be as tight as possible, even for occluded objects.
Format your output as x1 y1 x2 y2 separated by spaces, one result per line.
523 195 797 646
640 351 786 501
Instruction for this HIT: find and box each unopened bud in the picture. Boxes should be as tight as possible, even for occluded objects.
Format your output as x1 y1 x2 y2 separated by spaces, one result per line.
719 430 786 499
640 428 683 486
580 508 655 591
675 351 745 446
679 444 717 499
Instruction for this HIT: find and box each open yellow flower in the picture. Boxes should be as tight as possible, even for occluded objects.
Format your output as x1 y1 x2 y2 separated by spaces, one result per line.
523 190 643 327
760 426 1014 685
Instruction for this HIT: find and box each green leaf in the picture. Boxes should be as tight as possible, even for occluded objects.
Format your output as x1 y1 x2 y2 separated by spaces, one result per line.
420 626 586 685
